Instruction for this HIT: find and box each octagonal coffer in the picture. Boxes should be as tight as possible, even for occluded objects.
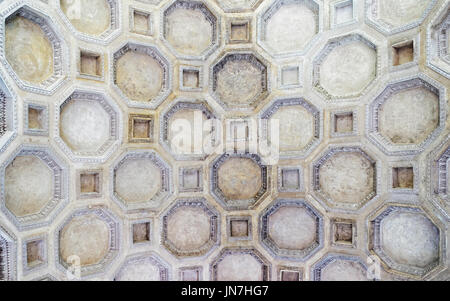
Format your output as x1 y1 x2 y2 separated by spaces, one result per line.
55 89 121 163
1 5 67 95
210 153 269 211
112 42 171 109
114 252 170 281
427 3 450 78
259 97 321 159
368 76 445 156
210 52 269 111
258 0 320 57
1 145 68 231
370 205 441 278
111 150 172 212
312 146 378 211
160 99 218 161
313 33 378 100
210 247 271 281
259 199 323 261
56 207 120 278
161 198 219 258
58 0 120 43
311 254 369 281
365 0 437 35
162 0 219 60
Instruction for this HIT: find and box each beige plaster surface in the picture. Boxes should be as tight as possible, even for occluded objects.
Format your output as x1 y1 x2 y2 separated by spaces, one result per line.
319 152 375 205
264 2 317 54
215 59 264 106
114 157 162 203
5 16 53 84
59 214 110 266
381 212 440 269
270 105 314 152
379 88 439 145
115 51 164 102
60 99 111 153
217 157 262 200
320 260 367 281
114 259 161 281
5 156 53 217
165 7 213 56
60 0 111 36
379 0 432 27
320 41 377 97
268 206 316 250
166 207 211 251
216 253 263 281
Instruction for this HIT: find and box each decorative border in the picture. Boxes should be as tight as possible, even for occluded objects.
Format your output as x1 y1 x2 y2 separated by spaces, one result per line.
210 247 271 281
160 0 220 61
111 41 172 110
161 198 220 258
54 87 123 163
23 101 49 136
110 150 172 212
56 0 121 45
0 1 69 95
210 51 270 111
369 205 441 277
259 96 322 159
0 74 17 154
259 199 324 261
426 1 450 79
311 253 367 281
114 252 170 281
226 215 252 242
257 0 322 58
311 145 380 212
55 207 121 279
313 32 379 101
365 0 437 36
277 166 303 193
426 136 449 219
22 233 47 275
0 224 16 281
0 144 69 231
210 152 269 211
367 75 447 156
160 98 217 161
